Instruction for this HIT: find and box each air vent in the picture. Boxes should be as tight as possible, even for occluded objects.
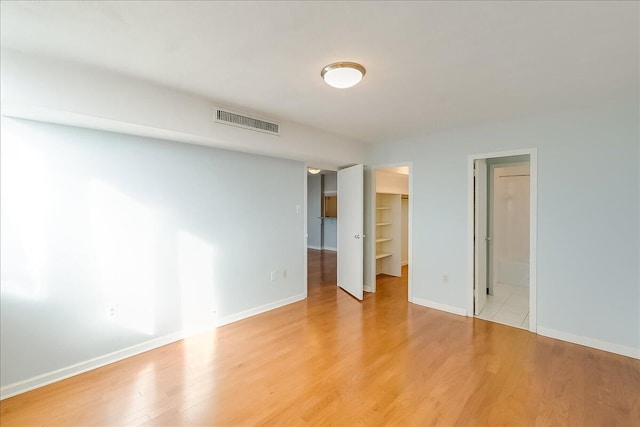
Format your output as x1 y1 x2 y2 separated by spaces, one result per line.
214 107 279 135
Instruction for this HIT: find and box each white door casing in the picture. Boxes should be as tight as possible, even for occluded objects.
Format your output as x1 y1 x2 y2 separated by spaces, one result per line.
467 148 537 333
474 159 488 315
337 164 364 300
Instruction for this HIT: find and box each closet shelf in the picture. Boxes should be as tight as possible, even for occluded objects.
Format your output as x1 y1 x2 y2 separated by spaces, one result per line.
376 238 392 243
376 222 392 226
376 252 393 259
376 207 391 210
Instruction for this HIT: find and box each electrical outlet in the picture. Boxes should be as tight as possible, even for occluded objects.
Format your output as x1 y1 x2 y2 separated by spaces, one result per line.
271 271 278 282
283 269 288 279
443 274 449 283
108 304 118 318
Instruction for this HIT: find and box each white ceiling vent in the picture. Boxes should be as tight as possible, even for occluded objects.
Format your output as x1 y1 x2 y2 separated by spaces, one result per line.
214 107 279 135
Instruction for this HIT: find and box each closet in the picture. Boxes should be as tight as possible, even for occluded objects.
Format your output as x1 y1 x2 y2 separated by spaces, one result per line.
374 167 409 277
376 193 401 276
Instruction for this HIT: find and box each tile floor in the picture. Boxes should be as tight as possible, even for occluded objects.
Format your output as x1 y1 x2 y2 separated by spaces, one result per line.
476 282 529 329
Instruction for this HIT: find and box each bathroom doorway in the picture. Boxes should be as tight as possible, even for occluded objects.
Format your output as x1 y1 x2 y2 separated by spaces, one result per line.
469 150 537 331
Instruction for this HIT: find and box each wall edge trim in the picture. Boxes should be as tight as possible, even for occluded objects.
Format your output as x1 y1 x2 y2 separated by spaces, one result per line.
0 330 189 400
412 297 467 316
216 293 306 327
1 293 307 400
537 326 640 359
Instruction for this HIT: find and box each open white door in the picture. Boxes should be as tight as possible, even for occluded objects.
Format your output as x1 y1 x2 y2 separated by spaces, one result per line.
337 164 364 300
474 159 488 315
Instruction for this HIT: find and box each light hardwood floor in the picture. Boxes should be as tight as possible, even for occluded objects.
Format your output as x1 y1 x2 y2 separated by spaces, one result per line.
1 249 639 426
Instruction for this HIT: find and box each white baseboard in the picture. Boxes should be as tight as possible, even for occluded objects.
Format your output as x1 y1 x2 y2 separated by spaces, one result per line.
216 293 306 327
307 245 322 250
0 330 189 400
321 246 337 252
412 297 467 317
1 293 307 400
537 327 640 360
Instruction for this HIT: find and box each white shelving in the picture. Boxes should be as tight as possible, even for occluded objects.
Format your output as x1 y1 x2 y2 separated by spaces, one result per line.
375 193 401 277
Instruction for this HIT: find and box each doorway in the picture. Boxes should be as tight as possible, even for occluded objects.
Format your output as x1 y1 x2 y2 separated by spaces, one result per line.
366 164 412 299
306 169 338 293
468 150 537 332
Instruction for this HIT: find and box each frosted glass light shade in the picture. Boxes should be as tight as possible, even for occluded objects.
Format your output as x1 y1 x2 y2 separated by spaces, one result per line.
321 62 365 89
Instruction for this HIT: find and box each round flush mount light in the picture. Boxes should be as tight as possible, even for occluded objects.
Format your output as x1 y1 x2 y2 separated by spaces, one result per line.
321 62 366 89
308 168 321 174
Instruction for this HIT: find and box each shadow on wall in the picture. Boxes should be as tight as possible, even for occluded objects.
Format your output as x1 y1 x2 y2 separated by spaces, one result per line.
0 121 218 348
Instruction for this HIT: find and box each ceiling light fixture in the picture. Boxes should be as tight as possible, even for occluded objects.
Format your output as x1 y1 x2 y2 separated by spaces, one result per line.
308 168 321 174
321 62 366 89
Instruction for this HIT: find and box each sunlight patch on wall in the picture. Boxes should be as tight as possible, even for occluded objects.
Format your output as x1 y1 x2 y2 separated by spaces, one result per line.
178 231 216 333
0 132 49 300
89 180 157 335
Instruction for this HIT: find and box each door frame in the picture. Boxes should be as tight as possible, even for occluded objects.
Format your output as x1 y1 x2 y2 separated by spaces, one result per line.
365 162 413 302
474 159 488 316
467 149 537 333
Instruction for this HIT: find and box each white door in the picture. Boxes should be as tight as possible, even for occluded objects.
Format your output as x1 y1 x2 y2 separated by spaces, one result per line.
474 159 488 315
337 164 364 300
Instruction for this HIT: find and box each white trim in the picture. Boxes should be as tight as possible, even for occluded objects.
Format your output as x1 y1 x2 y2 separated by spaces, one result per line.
0 330 191 400
307 245 323 251
537 327 640 360
407 163 413 302
467 148 538 334
321 246 337 252
528 152 538 332
216 293 306 327
412 297 467 317
467 156 476 318
303 166 309 299
1 293 307 400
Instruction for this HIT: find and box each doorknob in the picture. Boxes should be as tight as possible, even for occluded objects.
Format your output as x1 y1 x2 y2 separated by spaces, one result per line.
485 237 492 241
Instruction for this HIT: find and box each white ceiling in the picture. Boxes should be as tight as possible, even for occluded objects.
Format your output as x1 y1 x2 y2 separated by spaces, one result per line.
1 1 637 145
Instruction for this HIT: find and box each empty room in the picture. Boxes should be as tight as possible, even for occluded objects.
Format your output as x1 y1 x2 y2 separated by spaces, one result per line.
1 1 639 426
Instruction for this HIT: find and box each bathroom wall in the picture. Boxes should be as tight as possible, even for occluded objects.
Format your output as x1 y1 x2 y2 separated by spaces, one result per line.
492 163 530 287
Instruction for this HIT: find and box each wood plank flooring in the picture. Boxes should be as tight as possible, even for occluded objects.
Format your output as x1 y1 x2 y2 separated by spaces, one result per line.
1 248 639 426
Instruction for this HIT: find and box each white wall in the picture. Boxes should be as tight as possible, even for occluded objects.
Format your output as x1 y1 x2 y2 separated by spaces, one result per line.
368 104 640 356
323 172 337 193
307 174 322 249
0 118 306 393
0 49 366 171
376 170 409 194
322 172 337 250
492 163 529 287
322 219 337 251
